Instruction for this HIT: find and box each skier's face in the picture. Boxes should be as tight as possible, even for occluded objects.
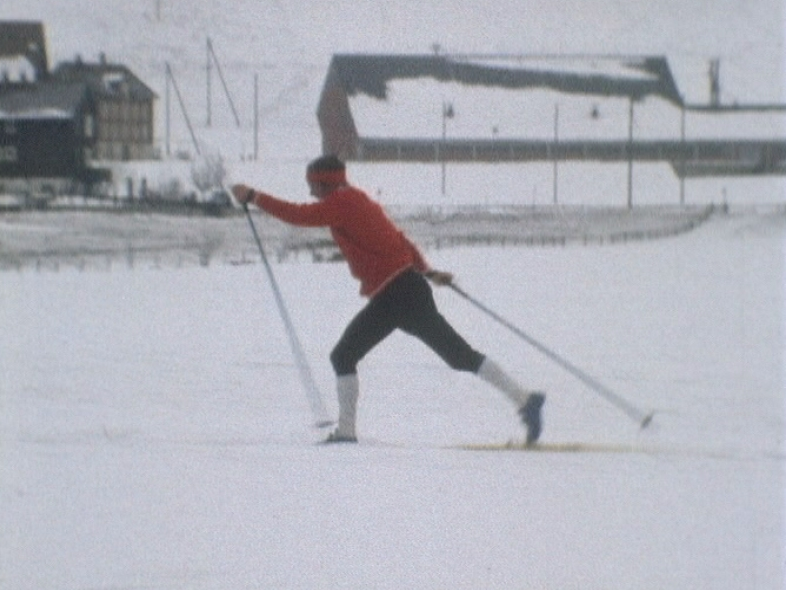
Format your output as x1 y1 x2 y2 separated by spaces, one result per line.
308 180 329 200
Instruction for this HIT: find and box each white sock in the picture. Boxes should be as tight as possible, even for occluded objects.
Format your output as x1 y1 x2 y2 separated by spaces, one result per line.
336 374 359 437
476 358 532 406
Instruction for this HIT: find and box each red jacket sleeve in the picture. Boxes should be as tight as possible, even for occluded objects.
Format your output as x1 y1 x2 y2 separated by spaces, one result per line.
252 187 432 296
253 192 342 227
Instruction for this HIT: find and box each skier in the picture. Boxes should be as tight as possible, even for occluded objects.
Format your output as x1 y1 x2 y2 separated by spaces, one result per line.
232 155 545 444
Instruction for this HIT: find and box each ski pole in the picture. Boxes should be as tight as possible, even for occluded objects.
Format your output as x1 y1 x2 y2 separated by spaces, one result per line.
449 282 653 429
242 203 332 428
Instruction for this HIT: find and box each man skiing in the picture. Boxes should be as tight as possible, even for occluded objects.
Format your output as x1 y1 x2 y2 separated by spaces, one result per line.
232 155 545 444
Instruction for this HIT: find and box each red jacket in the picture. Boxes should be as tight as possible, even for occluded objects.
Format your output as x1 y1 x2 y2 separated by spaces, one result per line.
254 186 430 297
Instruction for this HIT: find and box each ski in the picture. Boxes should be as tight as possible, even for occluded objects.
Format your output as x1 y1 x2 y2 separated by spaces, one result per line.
315 438 647 454
454 441 650 454
312 438 777 460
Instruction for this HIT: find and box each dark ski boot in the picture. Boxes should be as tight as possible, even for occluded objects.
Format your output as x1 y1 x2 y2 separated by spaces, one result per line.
322 430 358 444
518 393 545 445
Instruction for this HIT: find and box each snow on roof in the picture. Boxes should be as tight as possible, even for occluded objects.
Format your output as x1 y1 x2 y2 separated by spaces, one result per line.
454 54 663 82
331 54 683 104
0 107 72 120
0 82 89 119
348 69 785 141
350 78 682 140
0 55 37 82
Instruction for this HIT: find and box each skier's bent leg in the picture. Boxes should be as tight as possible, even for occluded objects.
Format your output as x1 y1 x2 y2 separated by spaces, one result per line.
327 293 397 441
330 293 397 375
396 273 484 372
409 313 484 372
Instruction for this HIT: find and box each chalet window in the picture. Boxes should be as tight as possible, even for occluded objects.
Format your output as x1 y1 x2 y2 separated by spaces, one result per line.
84 114 94 138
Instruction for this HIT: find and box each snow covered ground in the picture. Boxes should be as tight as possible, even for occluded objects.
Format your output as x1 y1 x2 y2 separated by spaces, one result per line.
1 207 783 589
0 204 717 272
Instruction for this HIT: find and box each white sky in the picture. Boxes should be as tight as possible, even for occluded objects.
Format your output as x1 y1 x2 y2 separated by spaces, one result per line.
2 0 784 104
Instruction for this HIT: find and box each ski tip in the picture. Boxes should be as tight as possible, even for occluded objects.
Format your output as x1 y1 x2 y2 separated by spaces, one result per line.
314 419 335 429
640 413 655 429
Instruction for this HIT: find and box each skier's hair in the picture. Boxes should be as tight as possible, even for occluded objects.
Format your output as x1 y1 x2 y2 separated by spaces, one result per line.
306 155 347 185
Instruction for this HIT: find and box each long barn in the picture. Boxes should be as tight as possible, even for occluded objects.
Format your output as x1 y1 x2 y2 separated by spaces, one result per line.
317 54 786 178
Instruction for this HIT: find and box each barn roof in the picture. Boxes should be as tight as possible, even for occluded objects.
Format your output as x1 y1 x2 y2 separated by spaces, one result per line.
329 54 683 105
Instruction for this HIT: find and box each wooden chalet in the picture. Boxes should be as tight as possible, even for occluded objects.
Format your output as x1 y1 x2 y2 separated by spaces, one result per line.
0 81 106 183
53 55 157 160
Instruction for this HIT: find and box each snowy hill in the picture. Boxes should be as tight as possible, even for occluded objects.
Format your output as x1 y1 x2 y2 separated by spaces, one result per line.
2 0 785 206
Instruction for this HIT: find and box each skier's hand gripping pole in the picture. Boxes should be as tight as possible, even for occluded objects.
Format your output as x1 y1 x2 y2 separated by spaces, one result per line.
424 269 454 286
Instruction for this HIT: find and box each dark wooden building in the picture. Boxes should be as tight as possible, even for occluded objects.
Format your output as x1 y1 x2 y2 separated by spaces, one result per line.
52 56 157 160
0 21 49 82
0 82 100 181
1 21 158 171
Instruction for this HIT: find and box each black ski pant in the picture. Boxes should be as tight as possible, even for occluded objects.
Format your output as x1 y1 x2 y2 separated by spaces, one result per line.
330 269 485 376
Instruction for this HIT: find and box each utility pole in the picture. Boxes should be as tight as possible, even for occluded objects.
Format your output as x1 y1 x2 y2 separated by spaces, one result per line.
165 63 170 156
553 103 559 205
709 58 721 107
206 38 212 126
680 105 686 205
627 98 634 209
441 101 454 196
206 38 241 128
165 62 201 156
254 73 259 160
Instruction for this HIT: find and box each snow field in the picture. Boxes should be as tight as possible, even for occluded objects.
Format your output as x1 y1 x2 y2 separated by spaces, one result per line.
1 209 783 589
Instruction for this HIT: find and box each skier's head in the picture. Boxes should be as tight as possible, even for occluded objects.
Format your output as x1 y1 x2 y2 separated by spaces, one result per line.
306 154 347 199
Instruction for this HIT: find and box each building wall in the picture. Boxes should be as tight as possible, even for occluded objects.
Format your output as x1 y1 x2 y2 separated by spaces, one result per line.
94 97 155 160
0 118 83 178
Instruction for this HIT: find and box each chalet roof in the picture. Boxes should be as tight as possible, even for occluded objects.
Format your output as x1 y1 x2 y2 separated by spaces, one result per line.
53 59 157 101
0 21 48 78
329 54 683 105
0 82 91 119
